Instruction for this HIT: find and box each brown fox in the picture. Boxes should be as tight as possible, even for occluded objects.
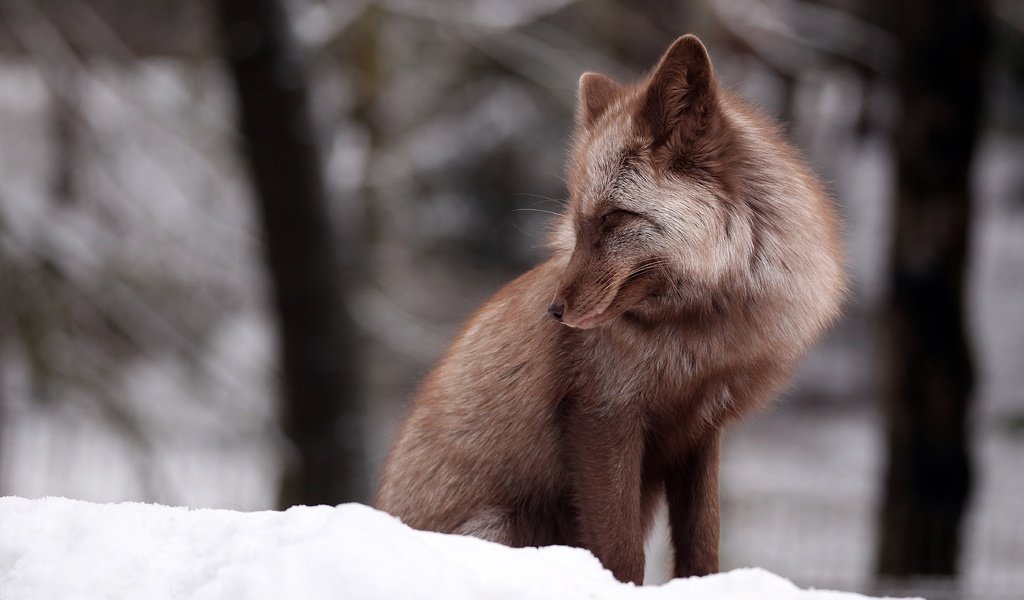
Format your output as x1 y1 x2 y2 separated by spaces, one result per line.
376 35 845 584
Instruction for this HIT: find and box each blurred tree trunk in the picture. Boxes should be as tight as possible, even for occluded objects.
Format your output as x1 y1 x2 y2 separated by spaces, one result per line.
49 61 78 206
214 0 367 507
877 0 990 578
0 219 6 493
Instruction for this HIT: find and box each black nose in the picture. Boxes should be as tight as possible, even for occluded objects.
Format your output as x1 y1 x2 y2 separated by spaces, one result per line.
548 302 564 321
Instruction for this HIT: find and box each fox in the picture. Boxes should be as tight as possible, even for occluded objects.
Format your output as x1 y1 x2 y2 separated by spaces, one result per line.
376 34 845 584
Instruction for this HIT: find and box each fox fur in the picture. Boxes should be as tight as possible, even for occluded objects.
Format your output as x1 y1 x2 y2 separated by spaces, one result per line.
376 35 846 584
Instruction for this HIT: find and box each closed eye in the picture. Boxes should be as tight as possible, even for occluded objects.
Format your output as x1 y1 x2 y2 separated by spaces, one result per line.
597 209 663 238
600 209 639 224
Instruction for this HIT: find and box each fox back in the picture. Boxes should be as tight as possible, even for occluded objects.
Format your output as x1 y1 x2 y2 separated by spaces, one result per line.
376 35 845 585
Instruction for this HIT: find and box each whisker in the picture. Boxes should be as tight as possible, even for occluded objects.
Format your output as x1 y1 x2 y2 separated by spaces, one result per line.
575 261 667 316
511 208 562 217
511 192 568 208
625 260 670 281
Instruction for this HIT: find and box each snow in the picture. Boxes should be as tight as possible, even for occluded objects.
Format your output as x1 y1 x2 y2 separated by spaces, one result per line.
0 497 916 600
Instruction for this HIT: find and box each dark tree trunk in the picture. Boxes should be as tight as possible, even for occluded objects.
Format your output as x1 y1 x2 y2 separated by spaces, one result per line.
877 0 990 578
49 62 78 206
214 0 367 507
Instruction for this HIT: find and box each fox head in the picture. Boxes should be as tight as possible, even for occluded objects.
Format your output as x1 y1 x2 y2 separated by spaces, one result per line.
548 34 740 329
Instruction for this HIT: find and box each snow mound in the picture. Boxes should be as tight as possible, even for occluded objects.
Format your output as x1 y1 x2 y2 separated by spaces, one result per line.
0 497 914 599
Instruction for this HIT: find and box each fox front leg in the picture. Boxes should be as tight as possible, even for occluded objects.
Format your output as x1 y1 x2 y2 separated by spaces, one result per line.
665 430 721 577
563 396 646 584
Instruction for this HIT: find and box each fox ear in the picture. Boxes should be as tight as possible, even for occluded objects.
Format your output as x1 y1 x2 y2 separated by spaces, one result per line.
639 35 716 141
577 72 622 128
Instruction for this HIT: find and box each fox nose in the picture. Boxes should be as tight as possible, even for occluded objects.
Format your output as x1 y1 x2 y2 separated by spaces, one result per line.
547 302 564 321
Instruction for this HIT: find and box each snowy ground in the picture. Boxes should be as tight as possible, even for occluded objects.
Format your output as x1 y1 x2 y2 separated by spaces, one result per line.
0 496 917 600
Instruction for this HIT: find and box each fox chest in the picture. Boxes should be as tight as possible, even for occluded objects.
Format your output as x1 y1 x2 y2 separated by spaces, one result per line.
568 330 747 457
573 324 704 396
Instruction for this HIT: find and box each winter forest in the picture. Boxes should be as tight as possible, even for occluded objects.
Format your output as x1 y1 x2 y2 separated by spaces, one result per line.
0 0 1021 598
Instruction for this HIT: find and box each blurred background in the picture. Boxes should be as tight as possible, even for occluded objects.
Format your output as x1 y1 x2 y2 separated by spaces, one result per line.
0 0 1021 598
